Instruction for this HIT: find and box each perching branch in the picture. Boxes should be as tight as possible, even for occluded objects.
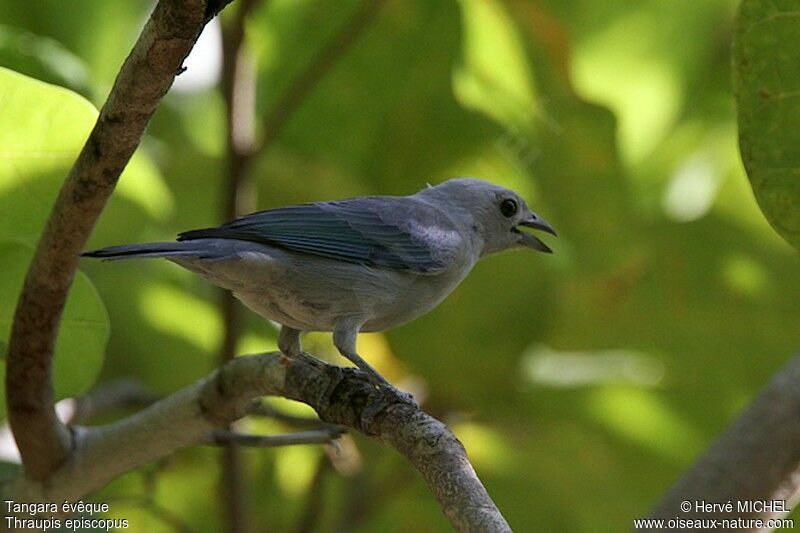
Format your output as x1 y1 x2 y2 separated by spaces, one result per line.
647 355 800 524
5 0 220 480
4 353 511 532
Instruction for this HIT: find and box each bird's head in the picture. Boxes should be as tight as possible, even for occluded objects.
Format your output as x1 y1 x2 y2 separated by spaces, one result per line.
419 178 557 256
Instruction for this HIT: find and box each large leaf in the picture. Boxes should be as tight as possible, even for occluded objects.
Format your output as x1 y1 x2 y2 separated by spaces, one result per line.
0 67 97 241
0 67 114 411
734 0 800 251
0 242 109 412
0 66 171 243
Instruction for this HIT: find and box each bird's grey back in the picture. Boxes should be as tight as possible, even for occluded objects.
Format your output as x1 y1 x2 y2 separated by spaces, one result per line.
178 195 470 273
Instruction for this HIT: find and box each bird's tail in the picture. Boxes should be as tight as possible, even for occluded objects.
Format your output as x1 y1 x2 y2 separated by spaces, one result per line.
82 241 209 260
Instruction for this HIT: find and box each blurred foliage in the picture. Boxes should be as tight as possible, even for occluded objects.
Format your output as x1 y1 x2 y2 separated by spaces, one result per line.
1 0 799 531
0 68 110 408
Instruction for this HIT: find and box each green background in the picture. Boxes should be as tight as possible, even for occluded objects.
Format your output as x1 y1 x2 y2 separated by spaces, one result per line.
1 0 798 530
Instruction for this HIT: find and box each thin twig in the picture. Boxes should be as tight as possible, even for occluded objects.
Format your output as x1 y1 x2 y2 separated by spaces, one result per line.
4 0 215 481
248 400 342 431
207 427 345 448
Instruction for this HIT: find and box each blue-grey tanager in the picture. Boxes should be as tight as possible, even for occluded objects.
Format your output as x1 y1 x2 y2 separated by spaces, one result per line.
84 178 556 394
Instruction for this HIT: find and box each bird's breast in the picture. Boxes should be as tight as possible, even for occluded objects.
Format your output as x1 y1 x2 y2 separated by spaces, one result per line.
360 260 475 331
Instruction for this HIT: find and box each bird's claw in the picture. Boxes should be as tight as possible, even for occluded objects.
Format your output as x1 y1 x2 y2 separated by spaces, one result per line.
283 349 417 406
373 381 417 407
280 350 327 370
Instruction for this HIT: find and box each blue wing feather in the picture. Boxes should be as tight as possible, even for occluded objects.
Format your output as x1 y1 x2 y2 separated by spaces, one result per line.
177 197 461 272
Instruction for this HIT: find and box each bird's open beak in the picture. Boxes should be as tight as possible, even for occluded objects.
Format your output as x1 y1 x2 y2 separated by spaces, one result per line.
516 214 557 253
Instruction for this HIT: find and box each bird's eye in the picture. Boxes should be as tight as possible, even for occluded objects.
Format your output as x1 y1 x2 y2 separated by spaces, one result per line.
499 198 518 218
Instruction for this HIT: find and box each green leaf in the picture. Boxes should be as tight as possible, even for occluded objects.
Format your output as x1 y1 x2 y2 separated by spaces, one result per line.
0 67 97 242
0 67 115 415
734 0 800 251
0 242 109 414
0 66 171 244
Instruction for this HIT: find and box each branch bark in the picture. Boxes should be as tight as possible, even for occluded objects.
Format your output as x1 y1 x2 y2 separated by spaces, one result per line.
5 0 219 481
3 353 511 532
646 355 800 525
65 379 160 424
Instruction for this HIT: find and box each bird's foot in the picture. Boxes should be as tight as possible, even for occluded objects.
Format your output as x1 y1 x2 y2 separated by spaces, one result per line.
365 375 417 406
283 347 417 406
346 361 417 406
379 383 417 406
280 349 326 369
297 350 326 367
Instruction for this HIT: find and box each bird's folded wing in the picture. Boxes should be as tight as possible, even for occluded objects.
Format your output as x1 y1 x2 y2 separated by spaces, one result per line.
177 197 463 273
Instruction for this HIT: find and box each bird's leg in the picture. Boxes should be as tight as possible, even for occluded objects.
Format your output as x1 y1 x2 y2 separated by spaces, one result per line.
277 326 302 357
333 324 415 404
277 326 324 367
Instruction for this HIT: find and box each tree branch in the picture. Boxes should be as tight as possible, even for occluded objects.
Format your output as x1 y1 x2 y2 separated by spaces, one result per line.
5 0 222 480
66 379 160 424
647 355 800 524
4 353 510 532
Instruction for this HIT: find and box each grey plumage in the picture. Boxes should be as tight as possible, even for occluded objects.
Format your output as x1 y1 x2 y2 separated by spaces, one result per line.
83 178 556 396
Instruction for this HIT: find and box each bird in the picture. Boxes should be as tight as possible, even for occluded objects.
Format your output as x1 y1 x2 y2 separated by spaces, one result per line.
83 178 556 398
